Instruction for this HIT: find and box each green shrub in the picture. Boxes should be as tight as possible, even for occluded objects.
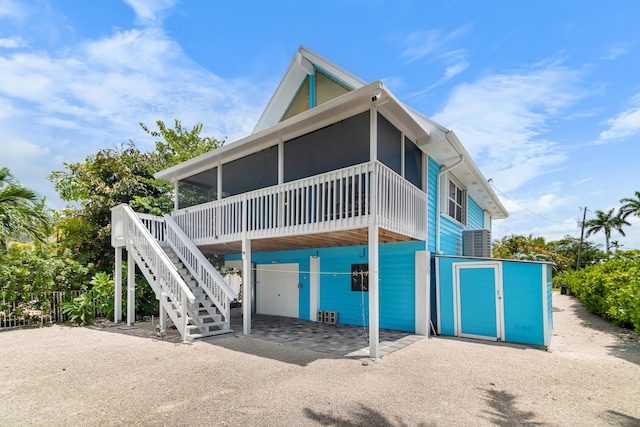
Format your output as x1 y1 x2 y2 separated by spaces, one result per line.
556 253 640 332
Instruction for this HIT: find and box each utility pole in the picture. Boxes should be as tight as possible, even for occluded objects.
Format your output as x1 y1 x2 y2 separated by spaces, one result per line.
576 206 587 271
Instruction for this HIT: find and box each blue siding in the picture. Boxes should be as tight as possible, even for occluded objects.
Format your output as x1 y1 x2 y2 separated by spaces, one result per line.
226 241 425 332
467 196 484 230
439 216 463 255
427 156 439 253
502 261 544 345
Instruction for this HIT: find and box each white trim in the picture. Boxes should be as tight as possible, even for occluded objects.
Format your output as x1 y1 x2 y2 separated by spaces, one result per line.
542 264 550 349
414 251 428 335
435 257 441 335
310 256 320 322
453 261 503 341
368 225 380 360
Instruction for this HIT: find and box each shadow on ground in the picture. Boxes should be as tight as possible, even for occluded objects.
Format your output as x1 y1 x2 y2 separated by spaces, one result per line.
601 410 640 426
565 296 640 366
481 388 547 426
304 404 437 427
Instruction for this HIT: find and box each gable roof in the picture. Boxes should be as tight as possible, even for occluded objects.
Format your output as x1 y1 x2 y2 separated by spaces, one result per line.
157 46 508 219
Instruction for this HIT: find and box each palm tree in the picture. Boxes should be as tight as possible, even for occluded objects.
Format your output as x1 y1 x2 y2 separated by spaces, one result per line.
584 208 630 255
620 191 640 219
0 167 51 252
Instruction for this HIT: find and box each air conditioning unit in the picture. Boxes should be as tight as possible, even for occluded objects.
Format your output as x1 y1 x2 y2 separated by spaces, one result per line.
463 229 492 258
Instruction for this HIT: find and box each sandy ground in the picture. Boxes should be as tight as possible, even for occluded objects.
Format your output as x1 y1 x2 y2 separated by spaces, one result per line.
1 293 639 427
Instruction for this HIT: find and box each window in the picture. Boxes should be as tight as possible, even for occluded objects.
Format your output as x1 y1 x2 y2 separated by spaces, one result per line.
351 263 369 292
447 177 466 224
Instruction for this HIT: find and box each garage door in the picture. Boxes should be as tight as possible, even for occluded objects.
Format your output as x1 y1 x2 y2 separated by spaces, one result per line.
454 262 503 341
256 263 299 318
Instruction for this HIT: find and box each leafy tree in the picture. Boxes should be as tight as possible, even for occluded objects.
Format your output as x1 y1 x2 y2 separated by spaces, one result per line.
48 120 223 317
585 208 630 255
546 235 603 270
620 191 640 219
0 167 51 252
48 143 173 270
492 234 553 262
140 119 225 170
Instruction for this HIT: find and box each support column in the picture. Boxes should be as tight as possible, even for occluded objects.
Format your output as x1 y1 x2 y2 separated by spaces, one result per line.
310 256 320 322
159 300 167 330
368 225 380 360
242 237 252 335
114 247 123 323
127 251 136 326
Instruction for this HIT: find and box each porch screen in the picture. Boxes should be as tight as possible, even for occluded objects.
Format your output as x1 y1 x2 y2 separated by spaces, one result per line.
377 113 401 175
284 111 369 182
404 137 423 189
222 145 278 197
178 167 217 209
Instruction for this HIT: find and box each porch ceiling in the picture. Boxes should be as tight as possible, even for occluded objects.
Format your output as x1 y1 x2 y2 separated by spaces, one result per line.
197 227 418 255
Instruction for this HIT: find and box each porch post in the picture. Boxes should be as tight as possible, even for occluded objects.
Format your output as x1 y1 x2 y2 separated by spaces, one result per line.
114 247 122 323
127 251 135 326
368 225 380 360
242 237 252 335
159 299 167 330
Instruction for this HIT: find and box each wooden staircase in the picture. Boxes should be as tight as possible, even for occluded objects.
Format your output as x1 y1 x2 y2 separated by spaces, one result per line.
162 247 233 340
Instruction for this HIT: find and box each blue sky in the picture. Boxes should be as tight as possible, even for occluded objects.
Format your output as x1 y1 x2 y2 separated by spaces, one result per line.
1 0 639 250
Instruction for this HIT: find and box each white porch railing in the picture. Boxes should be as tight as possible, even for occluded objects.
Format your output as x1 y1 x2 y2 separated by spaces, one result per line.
163 214 238 330
173 161 427 246
115 204 195 338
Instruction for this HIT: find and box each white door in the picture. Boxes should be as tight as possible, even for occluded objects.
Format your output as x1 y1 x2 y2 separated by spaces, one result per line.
256 263 299 318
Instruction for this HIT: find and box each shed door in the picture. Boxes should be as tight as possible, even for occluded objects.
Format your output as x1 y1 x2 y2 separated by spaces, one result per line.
256 263 299 318
454 263 503 341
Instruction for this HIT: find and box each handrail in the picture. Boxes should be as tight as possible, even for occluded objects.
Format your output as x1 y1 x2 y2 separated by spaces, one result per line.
119 205 196 305
164 214 238 314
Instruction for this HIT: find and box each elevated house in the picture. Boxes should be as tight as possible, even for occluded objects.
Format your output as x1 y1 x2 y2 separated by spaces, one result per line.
111 47 553 358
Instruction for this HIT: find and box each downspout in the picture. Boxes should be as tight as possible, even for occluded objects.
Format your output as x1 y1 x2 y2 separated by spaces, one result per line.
435 132 465 254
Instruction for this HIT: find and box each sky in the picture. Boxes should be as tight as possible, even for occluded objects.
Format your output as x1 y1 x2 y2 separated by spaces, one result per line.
1 0 639 251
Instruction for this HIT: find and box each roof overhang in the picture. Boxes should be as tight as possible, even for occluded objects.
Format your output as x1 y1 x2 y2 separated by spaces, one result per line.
155 81 508 220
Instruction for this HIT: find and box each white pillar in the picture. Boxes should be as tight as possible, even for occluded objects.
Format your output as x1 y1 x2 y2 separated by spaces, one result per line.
310 256 320 322
127 251 136 326
368 225 380 360
242 237 252 335
159 300 167 330
114 247 123 323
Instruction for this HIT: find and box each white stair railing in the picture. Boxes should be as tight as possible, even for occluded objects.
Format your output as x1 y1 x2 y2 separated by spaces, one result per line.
163 214 238 330
118 205 195 339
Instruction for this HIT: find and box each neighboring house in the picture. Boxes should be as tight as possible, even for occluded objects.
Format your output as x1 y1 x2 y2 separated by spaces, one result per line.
111 47 553 357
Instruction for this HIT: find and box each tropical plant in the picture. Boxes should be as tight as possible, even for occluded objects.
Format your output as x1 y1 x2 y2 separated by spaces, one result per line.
585 208 630 254
557 253 640 332
0 167 51 252
620 191 640 219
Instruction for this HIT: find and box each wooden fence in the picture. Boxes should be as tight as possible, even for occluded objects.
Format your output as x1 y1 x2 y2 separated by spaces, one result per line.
0 291 107 331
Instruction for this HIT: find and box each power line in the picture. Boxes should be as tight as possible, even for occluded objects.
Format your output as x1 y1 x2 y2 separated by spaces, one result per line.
489 182 564 224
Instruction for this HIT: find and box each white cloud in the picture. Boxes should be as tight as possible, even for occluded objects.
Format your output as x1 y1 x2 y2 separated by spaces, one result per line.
123 0 176 27
601 43 631 60
0 36 26 48
0 26 265 146
0 0 27 19
401 25 471 63
432 63 585 192
598 92 640 142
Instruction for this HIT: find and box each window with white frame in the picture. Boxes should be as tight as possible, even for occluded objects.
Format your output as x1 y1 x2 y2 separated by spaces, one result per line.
447 177 466 224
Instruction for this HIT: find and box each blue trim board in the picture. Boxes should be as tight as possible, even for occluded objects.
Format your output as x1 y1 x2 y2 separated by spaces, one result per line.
226 241 425 332
427 156 439 253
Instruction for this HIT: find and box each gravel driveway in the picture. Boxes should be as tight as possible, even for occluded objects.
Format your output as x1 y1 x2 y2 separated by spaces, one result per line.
1 293 638 426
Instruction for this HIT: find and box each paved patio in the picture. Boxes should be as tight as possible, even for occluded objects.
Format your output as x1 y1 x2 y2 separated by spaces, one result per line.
227 310 423 357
